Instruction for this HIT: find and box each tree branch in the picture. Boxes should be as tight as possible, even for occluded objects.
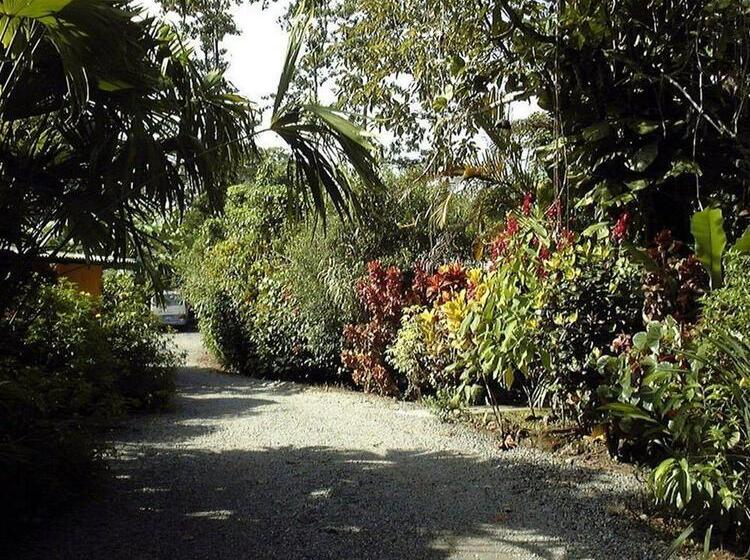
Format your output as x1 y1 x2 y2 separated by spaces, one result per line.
496 0 556 45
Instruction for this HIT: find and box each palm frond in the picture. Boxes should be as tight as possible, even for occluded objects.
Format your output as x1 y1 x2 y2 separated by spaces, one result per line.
268 1 383 223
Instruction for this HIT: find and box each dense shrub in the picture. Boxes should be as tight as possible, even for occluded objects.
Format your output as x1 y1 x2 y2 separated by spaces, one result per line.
641 229 709 324
102 272 180 410
178 165 477 383
599 255 750 545
698 251 750 342
442 203 643 424
178 179 335 378
342 261 413 395
0 277 178 526
387 304 461 399
599 318 750 545
539 235 642 427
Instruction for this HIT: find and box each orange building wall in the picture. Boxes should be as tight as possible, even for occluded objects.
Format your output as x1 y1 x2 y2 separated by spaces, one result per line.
55 264 104 297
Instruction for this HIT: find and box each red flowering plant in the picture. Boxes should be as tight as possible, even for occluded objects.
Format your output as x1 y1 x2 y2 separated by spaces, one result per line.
452 197 644 428
521 192 534 216
611 211 631 242
487 199 575 277
341 261 415 395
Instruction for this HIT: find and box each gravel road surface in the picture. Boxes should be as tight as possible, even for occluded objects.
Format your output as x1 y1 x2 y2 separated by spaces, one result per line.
12 332 674 560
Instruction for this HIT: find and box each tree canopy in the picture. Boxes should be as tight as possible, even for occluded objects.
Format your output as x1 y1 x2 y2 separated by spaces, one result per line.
0 0 383 303
292 0 750 237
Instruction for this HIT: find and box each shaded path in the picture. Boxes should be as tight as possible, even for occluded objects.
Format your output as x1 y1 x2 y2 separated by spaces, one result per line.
15 333 671 559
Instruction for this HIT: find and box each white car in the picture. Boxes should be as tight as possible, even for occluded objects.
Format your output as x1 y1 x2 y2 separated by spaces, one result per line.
151 291 190 327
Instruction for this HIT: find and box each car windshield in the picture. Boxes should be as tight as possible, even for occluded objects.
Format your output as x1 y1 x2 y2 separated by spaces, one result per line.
163 292 183 306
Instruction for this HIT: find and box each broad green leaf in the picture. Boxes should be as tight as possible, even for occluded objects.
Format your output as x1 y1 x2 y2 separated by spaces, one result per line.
628 119 659 135
627 142 659 172
432 96 448 111
0 0 72 17
653 458 676 482
448 54 465 75
633 331 648 351
304 104 376 154
691 207 727 287
602 402 659 423
622 241 659 272
503 367 515 389
625 179 648 192
582 222 609 239
732 225 750 254
582 121 612 142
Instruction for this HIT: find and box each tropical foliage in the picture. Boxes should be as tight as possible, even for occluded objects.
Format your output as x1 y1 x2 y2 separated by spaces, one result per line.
0 276 180 526
5 0 750 553
177 161 476 380
0 0 386 533
0 0 382 312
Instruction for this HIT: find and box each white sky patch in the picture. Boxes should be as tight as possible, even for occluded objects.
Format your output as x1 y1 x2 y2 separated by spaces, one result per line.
139 0 539 150
223 1 290 112
223 0 292 147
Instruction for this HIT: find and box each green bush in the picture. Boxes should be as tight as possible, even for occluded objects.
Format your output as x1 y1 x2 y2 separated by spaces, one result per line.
178 179 314 377
448 204 642 424
539 236 642 427
1 281 114 522
387 305 459 399
177 164 477 383
698 251 750 342
0 277 178 526
102 272 180 410
598 318 750 545
599 254 750 546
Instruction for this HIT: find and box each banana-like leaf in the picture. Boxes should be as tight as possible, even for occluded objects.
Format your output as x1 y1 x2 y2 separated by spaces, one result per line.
691 208 727 288
0 0 72 18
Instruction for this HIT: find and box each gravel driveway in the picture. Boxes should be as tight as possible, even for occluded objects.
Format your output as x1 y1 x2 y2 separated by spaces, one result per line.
13 332 674 560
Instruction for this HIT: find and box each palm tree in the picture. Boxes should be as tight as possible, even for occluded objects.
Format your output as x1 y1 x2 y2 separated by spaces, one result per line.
0 0 381 308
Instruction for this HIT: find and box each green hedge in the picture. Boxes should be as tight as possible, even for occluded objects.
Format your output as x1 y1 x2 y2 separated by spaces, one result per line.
177 168 474 382
0 275 180 526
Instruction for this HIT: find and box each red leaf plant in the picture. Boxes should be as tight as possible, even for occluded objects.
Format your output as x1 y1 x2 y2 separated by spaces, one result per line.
412 262 469 306
341 261 412 395
642 230 708 324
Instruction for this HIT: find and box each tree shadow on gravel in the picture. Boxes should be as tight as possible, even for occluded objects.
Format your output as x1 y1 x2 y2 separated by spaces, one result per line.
6 352 668 560
112 369 291 447
12 442 667 560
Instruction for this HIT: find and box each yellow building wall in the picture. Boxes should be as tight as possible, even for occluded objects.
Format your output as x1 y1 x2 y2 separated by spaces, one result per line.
55 264 104 297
